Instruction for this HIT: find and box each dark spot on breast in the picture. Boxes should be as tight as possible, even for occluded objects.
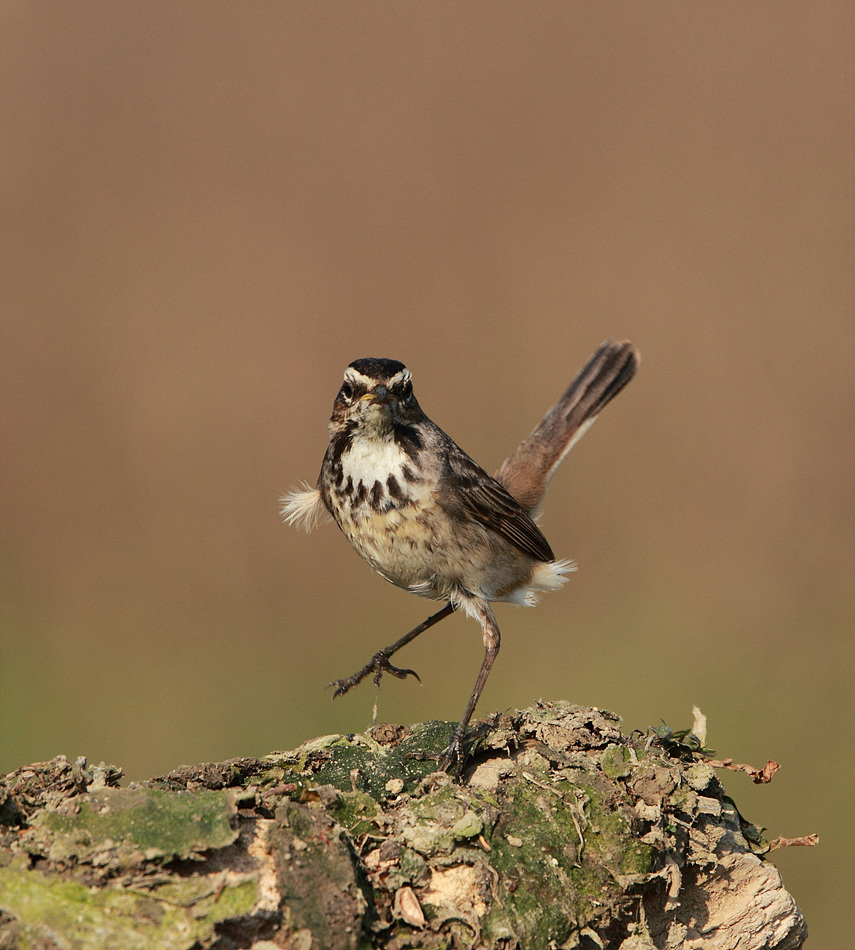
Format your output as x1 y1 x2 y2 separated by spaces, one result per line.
393 424 423 462
353 481 367 506
328 430 354 467
370 480 384 509
386 474 407 502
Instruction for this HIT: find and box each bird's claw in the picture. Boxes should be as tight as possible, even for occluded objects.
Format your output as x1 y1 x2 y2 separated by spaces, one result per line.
438 729 467 773
328 651 421 699
374 658 420 687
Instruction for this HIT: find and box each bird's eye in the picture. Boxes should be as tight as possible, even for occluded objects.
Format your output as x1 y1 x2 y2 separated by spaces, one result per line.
340 382 353 402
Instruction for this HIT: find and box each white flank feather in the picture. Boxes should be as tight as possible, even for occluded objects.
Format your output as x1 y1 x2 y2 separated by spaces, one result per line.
280 483 330 532
511 558 577 606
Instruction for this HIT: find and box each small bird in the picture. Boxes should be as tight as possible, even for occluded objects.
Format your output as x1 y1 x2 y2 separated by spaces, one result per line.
282 340 638 768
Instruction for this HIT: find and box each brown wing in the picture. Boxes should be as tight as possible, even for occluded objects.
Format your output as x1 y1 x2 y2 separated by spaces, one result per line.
442 444 555 563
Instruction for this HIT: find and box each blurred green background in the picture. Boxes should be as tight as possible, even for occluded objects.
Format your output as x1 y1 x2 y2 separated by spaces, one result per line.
2 3 852 943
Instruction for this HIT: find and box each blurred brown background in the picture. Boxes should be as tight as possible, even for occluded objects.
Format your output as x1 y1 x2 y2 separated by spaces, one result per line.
2 3 852 942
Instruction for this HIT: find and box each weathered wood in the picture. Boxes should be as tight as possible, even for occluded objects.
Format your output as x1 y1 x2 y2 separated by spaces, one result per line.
0 702 808 949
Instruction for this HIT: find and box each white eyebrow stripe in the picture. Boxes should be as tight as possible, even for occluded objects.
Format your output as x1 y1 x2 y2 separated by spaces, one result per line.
386 369 411 387
343 367 412 387
343 367 374 386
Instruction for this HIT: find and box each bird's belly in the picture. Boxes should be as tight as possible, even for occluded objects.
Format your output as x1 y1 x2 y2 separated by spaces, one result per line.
339 502 449 595
334 496 545 603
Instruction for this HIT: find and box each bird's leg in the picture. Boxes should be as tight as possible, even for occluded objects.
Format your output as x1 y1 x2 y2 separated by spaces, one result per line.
440 602 500 772
328 603 456 699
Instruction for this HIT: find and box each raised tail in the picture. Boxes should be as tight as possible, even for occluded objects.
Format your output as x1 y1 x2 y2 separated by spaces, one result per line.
496 339 639 513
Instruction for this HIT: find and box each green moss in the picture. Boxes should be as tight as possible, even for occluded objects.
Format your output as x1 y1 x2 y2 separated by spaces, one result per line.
325 788 380 837
450 810 482 839
481 769 652 946
30 787 238 861
272 800 364 946
601 743 633 779
580 779 653 878
400 781 491 855
0 857 258 950
268 722 457 801
485 777 588 943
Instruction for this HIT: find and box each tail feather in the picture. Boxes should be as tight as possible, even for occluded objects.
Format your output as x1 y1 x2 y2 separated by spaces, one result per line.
496 340 638 513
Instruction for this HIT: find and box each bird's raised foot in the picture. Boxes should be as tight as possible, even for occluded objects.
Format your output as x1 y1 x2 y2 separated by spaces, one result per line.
328 650 421 700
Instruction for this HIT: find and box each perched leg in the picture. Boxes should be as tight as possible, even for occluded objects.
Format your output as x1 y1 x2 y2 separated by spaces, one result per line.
328 603 456 698
440 601 500 771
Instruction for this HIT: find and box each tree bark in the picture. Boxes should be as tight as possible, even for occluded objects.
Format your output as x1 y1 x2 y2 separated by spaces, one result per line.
0 702 808 949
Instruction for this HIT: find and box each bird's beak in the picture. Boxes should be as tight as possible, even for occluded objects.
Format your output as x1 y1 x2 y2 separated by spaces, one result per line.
361 385 391 405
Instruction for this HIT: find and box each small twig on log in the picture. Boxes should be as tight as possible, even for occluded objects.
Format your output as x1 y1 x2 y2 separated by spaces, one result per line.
708 757 780 783
767 834 819 851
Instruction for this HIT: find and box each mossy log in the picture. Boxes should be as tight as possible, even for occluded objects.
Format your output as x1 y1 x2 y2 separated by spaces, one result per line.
0 702 807 949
